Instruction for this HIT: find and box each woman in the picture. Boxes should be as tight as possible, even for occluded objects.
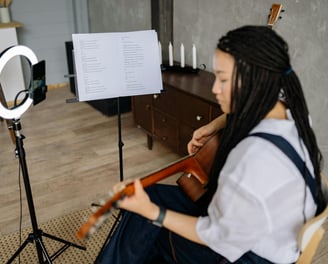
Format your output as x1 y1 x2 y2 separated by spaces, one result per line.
97 26 326 263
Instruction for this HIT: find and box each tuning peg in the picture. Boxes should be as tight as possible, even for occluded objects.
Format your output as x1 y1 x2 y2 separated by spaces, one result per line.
88 226 97 237
95 215 107 228
91 205 98 213
82 215 89 223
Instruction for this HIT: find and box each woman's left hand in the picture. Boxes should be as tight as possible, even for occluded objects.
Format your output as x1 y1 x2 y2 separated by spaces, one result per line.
116 179 160 221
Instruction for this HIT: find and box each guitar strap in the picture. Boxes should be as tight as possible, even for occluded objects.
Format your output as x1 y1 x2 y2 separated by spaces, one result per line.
250 132 318 205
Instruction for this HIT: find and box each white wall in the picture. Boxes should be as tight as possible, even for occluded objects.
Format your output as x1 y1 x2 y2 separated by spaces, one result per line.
88 0 151 33
10 0 77 85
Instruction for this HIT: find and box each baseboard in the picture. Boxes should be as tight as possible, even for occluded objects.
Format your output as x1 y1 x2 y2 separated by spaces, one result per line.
47 82 69 90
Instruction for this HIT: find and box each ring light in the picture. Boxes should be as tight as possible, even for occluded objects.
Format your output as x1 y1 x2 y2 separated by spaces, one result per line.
0 45 38 119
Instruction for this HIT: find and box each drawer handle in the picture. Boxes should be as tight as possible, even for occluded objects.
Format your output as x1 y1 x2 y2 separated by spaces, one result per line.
153 94 159 99
145 104 151 110
196 115 203 121
162 136 167 141
161 118 166 123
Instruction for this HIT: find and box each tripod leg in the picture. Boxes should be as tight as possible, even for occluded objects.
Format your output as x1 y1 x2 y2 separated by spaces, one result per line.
42 232 86 250
6 232 51 264
6 230 86 264
35 237 52 263
6 238 30 264
41 232 85 262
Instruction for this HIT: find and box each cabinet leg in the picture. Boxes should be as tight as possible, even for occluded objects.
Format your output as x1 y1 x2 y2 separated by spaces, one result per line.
147 135 153 150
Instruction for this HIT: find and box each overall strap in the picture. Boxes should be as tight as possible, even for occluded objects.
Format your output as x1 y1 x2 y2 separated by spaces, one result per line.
250 132 317 204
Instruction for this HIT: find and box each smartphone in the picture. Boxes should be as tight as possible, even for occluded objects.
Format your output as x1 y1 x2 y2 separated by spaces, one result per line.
30 60 47 105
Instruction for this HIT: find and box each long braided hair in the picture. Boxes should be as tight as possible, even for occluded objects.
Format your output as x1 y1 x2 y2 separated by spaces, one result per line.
205 26 326 214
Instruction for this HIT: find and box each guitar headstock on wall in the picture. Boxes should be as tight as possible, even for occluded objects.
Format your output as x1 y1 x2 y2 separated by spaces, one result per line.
267 3 284 28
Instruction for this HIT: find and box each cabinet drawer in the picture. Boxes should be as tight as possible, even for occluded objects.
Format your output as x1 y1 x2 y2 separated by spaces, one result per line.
180 95 210 128
153 110 178 151
154 87 211 129
152 87 180 116
132 95 152 133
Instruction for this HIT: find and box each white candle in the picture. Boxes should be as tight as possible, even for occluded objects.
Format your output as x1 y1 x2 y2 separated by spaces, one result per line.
158 41 162 65
180 43 185 68
169 42 173 66
192 44 197 69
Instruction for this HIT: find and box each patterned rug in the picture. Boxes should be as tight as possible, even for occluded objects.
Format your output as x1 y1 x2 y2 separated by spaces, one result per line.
0 208 119 263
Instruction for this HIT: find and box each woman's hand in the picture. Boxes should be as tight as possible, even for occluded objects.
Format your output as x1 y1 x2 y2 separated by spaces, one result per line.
116 179 159 221
187 114 226 155
188 123 215 155
116 180 205 245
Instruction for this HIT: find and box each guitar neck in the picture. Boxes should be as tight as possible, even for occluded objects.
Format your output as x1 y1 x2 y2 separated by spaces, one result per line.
267 3 283 28
76 154 205 239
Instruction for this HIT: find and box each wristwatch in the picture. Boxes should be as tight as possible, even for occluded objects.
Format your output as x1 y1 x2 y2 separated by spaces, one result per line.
151 206 166 227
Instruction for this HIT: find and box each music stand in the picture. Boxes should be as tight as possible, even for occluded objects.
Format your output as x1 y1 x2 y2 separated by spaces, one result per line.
71 31 163 261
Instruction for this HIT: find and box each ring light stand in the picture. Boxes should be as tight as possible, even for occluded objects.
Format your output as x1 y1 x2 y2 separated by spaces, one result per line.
0 46 86 264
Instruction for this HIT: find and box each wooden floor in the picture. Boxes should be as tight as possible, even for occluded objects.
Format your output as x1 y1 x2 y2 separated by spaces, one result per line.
0 87 180 237
0 87 327 263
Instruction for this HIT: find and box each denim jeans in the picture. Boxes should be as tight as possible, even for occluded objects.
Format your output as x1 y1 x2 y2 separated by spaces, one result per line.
96 184 274 264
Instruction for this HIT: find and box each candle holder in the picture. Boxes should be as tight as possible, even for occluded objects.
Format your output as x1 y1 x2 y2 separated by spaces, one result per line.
161 64 200 74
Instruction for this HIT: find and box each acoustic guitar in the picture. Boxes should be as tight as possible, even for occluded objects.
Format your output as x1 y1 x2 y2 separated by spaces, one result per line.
76 133 219 240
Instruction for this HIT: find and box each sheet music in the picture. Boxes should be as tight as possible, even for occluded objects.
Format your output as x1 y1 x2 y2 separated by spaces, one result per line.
72 30 163 101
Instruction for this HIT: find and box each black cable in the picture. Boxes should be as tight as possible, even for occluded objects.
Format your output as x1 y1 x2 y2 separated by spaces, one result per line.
12 56 33 109
13 90 28 108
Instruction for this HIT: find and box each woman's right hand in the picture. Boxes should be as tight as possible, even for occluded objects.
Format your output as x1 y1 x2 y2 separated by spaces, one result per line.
187 123 216 155
187 114 226 155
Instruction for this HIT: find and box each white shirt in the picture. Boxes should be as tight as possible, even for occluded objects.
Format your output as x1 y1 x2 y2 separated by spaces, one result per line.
196 111 317 263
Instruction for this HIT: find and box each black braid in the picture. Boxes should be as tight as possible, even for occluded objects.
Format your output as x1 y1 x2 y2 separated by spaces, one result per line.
203 26 326 214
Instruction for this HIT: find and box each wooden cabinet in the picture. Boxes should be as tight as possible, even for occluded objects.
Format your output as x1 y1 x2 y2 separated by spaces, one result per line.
132 69 222 156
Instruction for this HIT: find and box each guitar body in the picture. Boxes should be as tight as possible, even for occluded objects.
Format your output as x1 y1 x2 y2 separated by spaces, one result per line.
76 133 220 240
176 133 220 202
